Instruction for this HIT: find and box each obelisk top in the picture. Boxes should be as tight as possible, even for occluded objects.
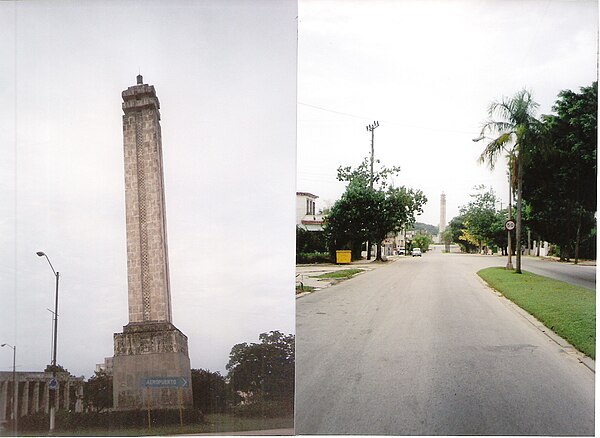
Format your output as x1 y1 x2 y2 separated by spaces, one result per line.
136 74 143 85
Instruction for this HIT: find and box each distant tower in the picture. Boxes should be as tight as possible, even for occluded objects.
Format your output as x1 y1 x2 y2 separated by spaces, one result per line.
439 193 447 242
112 75 193 411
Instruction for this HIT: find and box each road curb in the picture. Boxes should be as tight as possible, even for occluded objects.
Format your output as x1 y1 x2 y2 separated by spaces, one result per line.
476 274 595 373
192 428 294 435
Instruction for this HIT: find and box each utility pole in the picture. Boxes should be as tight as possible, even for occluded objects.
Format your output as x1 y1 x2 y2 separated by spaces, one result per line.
366 121 379 260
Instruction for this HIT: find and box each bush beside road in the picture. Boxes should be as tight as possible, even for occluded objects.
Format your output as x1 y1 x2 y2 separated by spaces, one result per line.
478 267 595 359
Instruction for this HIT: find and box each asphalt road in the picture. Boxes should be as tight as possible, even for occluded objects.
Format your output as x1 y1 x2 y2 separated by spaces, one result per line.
295 252 595 435
521 256 596 290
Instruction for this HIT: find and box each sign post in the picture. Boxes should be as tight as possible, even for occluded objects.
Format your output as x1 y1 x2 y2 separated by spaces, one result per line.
141 376 189 428
178 387 183 429
146 387 151 431
505 220 516 231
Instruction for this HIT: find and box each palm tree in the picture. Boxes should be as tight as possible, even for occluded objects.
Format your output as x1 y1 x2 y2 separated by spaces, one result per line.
477 89 542 274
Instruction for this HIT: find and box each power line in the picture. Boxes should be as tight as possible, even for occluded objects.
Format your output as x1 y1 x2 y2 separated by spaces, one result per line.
298 101 477 135
298 102 368 120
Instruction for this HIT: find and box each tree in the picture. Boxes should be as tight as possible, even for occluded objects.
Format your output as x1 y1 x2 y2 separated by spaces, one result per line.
412 233 433 252
448 186 507 254
191 369 227 414
523 82 597 262
459 186 501 253
337 157 401 191
324 180 383 260
45 364 69 374
477 89 544 272
446 215 476 253
83 370 112 413
336 158 402 260
328 158 426 261
226 331 294 405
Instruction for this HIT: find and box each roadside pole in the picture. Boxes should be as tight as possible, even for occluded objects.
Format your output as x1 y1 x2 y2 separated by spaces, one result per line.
178 387 184 429
147 387 151 431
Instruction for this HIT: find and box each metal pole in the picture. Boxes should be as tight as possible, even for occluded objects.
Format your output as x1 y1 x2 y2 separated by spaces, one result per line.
52 272 59 368
516 150 523 273
50 271 59 433
37 252 59 433
12 345 16 437
147 388 152 430
507 164 513 270
178 387 183 429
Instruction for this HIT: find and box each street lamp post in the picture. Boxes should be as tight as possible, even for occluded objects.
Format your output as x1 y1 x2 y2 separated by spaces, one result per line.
1 343 17 436
36 251 59 433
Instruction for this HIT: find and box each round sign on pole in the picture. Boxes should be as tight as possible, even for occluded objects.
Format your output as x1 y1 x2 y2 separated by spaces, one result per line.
505 220 516 231
48 378 59 390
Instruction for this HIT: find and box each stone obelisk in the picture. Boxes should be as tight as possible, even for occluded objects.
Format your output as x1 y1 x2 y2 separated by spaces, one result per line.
112 75 192 410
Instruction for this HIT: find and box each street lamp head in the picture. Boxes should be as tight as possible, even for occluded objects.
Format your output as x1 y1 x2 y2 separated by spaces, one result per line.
1 344 6 347
36 251 45 257
472 135 485 142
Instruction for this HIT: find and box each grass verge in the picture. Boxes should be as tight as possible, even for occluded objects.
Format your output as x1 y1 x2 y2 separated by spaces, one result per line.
313 268 363 279
478 267 595 359
296 284 315 294
7 414 293 436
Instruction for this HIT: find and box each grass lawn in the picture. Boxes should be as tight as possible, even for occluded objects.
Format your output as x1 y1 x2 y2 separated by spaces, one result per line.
313 268 363 279
6 414 293 436
478 267 595 359
296 284 315 294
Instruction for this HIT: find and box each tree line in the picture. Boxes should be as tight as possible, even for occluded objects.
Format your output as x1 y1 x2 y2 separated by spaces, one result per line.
84 331 294 417
448 82 596 263
323 158 427 261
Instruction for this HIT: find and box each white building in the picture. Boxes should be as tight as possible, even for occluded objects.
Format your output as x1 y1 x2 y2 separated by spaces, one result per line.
296 192 324 231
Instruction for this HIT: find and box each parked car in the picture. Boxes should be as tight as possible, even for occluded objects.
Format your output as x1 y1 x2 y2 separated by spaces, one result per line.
398 247 406 255
412 247 422 257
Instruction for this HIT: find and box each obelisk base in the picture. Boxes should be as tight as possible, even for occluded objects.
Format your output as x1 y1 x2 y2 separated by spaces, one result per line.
112 322 193 410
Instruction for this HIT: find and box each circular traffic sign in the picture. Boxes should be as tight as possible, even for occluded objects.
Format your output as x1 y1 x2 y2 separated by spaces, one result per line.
48 378 59 390
505 220 516 231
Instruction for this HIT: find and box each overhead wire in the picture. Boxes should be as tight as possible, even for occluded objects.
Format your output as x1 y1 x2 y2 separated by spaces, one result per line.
298 101 478 135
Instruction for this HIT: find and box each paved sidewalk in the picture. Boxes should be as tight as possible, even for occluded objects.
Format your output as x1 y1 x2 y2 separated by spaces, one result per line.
296 256 402 296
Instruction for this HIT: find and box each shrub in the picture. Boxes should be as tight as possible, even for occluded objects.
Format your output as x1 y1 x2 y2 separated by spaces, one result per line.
297 252 331 264
14 408 204 432
231 399 293 418
296 227 327 253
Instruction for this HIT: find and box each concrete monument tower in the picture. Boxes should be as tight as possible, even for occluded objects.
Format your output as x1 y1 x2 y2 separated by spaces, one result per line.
439 193 447 243
112 75 192 410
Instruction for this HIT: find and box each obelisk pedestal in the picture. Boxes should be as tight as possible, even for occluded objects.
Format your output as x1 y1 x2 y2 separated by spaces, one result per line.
112 75 192 410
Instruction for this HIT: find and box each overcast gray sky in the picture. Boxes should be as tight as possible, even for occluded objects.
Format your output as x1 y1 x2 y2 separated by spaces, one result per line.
1 0 598 381
297 0 598 226
0 0 297 378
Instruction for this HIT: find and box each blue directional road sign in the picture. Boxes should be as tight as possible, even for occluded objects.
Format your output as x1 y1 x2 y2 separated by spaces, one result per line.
141 377 189 388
